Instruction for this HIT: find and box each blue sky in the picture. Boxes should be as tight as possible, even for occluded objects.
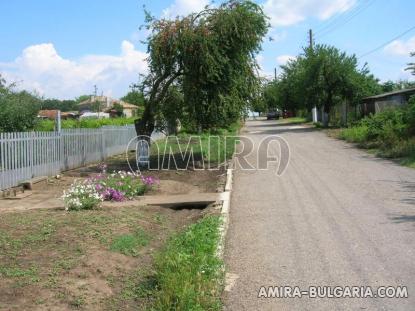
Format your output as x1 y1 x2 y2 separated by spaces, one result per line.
0 0 414 99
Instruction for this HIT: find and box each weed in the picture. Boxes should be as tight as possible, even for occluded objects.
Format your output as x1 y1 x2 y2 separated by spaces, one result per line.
69 296 85 308
150 215 223 311
110 229 149 256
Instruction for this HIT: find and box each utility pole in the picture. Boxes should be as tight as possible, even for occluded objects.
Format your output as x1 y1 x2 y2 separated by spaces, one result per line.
309 29 313 50
274 67 277 81
309 29 318 123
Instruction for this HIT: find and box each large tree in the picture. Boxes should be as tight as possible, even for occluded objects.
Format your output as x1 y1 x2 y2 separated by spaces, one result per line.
407 52 415 76
0 76 41 132
135 0 268 136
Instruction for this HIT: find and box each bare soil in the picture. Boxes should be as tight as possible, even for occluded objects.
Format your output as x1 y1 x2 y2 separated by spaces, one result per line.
0 154 225 310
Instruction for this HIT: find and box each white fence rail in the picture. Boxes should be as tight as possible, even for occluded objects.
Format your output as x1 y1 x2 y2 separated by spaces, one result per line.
0 125 137 191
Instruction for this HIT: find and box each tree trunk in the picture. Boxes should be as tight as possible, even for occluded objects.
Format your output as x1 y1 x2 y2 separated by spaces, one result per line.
134 106 154 141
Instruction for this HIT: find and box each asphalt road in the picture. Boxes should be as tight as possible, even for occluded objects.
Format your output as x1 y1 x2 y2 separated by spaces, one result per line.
224 118 415 310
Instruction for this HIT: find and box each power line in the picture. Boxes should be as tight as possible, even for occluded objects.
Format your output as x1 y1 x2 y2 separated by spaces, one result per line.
316 2 360 33
315 0 376 39
358 25 415 59
315 0 363 34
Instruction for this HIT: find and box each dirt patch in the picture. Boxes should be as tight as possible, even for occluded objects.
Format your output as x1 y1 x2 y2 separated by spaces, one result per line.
0 203 218 310
0 152 224 310
0 154 226 214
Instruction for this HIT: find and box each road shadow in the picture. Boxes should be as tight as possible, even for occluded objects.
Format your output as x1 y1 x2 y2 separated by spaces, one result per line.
389 214 415 225
247 127 317 135
248 122 309 128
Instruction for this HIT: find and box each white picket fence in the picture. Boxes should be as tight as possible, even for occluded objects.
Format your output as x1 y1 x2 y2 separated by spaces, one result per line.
0 125 138 191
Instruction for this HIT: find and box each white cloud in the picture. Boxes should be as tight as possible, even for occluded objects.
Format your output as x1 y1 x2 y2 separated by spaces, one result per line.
384 36 415 57
276 54 296 65
0 41 148 99
263 0 356 27
162 0 209 18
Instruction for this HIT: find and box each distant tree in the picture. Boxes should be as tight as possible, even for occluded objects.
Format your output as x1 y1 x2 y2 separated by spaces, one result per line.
0 74 5 89
75 95 91 103
41 98 77 112
381 79 415 92
0 80 41 132
406 52 415 76
61 100 77 111
261 80 281 111
121 88 145 106
112 103 124 117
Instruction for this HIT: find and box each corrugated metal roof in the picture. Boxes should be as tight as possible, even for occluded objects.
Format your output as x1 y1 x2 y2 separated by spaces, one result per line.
364 87 415 100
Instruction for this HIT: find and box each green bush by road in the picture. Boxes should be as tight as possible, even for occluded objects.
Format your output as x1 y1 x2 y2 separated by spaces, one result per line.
34 117 136 131
150 215 223 311
338 96 415 166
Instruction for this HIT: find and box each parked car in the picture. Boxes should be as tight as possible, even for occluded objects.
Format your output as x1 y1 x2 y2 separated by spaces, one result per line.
266 110 280 120
283 110 294 118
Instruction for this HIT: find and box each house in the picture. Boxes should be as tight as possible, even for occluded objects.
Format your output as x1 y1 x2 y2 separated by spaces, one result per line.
361 87 415 115
38 109 60 120
77 96 138 118
38 110 79 120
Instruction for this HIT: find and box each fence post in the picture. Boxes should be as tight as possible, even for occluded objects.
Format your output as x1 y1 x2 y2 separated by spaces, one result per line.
101 127 106 161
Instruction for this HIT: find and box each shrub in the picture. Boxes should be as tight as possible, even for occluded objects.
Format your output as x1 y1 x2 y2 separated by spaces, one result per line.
33 117 136 131
152 216 222 310
91 171 158 200
339 125 369 144
62 180 103 211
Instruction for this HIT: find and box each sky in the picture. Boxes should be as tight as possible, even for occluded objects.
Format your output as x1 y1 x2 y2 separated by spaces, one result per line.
0 0 414 99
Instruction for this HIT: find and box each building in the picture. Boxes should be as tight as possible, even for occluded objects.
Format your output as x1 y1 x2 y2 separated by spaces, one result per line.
38 110 79 120
361 87 415 115
77 96 138 118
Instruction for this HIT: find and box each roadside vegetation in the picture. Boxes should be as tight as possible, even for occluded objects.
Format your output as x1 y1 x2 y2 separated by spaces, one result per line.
149 216 223 311
336 96 415 166
154 121 240 167
34 117 136 131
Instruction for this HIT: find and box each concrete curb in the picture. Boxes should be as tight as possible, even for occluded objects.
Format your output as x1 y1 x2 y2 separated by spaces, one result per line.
216 161 234 261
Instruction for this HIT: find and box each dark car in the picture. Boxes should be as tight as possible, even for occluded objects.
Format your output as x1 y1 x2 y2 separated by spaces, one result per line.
266 110 280 120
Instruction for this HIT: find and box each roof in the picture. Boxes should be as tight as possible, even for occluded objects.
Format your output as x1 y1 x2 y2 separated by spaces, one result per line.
119 101 138 109
38 110 59 118
78 96 137 109
364 87 415 100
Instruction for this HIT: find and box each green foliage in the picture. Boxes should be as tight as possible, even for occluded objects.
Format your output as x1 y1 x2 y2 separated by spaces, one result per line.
406 52 415 76
151 215 222 311
75 95 91 103
339 96 415 160
381 79 415 92
41 98 77 112
110 229 149 257
154 122 240 165
138 0 269 134
34 117 135 131
339 125 369 144
112 103 124 117
62 180 103 211
271 45 381 124
261 80 280 111
121 89 145 106
0 81 41 132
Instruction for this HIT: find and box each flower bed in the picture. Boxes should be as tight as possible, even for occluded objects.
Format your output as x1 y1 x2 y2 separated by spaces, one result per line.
63 165 158 211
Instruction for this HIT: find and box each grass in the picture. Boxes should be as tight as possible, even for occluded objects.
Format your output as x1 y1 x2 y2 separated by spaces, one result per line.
278 117 307 124
34 117 136 131
149 215 223 311
110 229 150 257
152 122 240 166
338 125 369 144
0 207 158 309
333 125 415 168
